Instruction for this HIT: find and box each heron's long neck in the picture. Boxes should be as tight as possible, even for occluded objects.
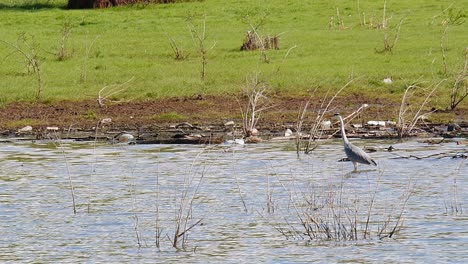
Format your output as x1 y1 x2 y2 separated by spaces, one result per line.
338 116 349 144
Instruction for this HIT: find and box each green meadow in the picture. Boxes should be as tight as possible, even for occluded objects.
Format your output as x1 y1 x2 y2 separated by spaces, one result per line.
0 0 466 109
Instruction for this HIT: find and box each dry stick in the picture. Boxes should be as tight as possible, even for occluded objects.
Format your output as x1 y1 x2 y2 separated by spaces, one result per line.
81 36 98 83
381 178 414 239
397 81 423 137
382 0 387 29
357 0 363 26
406 79 446 134
230 150 248 212
431 3 454 24
172 146 213 249
248 23 269 63
129 166 145 248
155 156 162 249
452 160 465 214
52 132 77 214
441 25 449 76
304 79 354 153
98 76 135 107
364 172 382 239
86 118 107 213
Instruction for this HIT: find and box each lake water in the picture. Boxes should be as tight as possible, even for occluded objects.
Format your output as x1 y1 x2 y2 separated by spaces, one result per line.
0 138 466 263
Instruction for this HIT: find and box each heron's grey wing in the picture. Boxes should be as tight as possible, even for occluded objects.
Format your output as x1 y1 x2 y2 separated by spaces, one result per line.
344 143 377 166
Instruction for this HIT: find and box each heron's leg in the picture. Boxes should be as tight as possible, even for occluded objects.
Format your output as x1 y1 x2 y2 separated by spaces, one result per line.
353 162 358 171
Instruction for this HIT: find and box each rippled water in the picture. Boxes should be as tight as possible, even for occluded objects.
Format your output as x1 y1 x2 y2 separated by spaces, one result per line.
0 138 466 263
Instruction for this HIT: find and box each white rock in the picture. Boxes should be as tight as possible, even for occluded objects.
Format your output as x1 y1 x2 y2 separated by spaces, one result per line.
46 126 59 131
284 128 293 137
224 121 235 126
234 138 245 145
367 121 386 127
249 128 259 136
100 118 112 124
321 120 331 129
383 77 392 84
18 126 33 132
116 133 134 143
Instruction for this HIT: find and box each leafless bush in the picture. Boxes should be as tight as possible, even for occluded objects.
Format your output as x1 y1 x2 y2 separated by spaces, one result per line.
240 31 280 51
97 77 135 107
449 48 468 110
397 79 445 138
296 79 358 154
375 18 405 54
1 33 43 100
187 15 215 81
238 73 273 138
56 21 73 61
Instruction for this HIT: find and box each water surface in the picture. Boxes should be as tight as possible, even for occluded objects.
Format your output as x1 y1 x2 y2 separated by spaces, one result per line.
0 139 466 263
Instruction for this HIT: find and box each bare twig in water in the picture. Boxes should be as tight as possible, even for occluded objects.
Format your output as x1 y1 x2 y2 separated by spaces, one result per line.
397 79 446 138
299 79 354 154
51 132 77 214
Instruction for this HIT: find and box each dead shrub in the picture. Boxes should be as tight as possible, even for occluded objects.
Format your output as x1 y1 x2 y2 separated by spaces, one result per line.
240 31 280 51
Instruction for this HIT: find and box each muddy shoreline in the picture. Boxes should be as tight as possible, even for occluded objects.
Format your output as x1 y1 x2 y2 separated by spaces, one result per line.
0 96 467 144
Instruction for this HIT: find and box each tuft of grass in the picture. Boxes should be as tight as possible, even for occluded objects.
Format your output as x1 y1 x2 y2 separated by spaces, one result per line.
152 111 187 122
83 109 97 120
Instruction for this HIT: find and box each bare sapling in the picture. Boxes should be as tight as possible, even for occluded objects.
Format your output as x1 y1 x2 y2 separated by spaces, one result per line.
56 21 73 61
97 76 135 107
1 33 43 100
449 48 467 110
187 15 215 81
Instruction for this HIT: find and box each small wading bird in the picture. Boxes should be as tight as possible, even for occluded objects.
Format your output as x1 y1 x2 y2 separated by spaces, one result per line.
334 113 377 171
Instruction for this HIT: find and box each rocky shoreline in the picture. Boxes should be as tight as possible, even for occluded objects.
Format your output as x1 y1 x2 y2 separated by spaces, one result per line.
2 120 467 145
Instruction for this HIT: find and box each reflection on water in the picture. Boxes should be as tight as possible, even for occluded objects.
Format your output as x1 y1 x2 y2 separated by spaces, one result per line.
0 139 466 263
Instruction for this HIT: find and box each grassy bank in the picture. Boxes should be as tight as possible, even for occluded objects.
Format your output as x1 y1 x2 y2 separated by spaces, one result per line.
0 0 466 111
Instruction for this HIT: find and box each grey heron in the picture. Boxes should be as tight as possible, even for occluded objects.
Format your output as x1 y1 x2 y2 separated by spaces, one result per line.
334 113 377 171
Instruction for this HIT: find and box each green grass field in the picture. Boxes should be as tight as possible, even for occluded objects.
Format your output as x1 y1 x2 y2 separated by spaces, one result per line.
0 0 466 109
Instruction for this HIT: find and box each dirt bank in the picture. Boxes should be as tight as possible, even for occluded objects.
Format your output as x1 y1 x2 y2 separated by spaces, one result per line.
0 95 466 143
